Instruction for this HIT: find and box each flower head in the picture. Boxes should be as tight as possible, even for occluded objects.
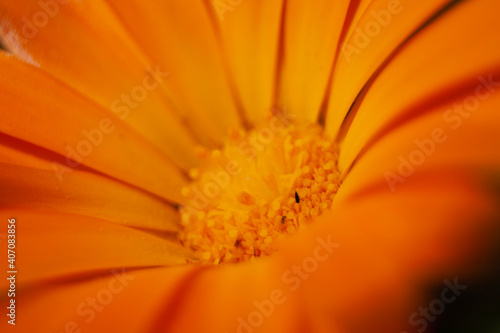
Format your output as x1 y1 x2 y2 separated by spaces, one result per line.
1 0 500 332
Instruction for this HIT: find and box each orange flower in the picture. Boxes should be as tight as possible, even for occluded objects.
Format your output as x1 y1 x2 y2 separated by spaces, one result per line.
1 1 500 332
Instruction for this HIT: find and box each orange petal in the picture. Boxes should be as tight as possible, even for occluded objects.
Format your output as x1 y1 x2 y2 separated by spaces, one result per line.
0 266 199 333
337 0 500 172
0 209 194 286
209 0 284 126
0 1 200 167
0 136 179 231
276 0 350 124
324 0 452 137
0 53 187 202
159 259 305 333
339 86 500 197
103 0 244 143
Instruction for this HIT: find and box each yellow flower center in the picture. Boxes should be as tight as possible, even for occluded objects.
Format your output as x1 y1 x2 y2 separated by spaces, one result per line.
178 118 340 264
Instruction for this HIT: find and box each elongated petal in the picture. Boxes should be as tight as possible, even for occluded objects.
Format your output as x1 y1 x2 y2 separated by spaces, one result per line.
338 88 500 198
151 259 305 333
0 1 199 168
0 53 187 202
0 209 194 286
208 0 284 126
324 0 452 137
103 0 244 143
0 136 179 231
276 0 350 124
337 0 500 173
0 266 199 333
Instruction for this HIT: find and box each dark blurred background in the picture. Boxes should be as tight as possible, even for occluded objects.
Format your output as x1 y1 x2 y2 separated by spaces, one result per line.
430 244 500 333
